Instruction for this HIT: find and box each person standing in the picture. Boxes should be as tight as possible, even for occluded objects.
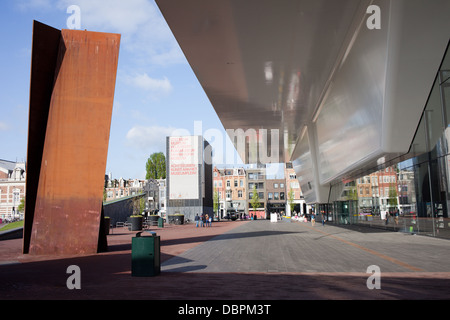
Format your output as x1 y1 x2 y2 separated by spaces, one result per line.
311 213 316 226
195 213 200 227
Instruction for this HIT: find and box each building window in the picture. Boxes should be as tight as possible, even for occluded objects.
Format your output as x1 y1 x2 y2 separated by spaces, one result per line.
234 180 238 187
274 183 278 188
238 190 242 198
13 190 20 203
268 192 273 200
227 180 230 187
240 180 243 187
274 192 279 200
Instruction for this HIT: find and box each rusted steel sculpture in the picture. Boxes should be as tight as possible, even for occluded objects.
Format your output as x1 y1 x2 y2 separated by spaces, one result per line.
24 21 120 255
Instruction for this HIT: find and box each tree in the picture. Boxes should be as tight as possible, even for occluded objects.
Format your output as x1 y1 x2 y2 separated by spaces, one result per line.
288 189 295 214
250 185 260 212
146 152 166 180
388 183 398 209
131 196 146 215
17 197 25 213
213 188 219 218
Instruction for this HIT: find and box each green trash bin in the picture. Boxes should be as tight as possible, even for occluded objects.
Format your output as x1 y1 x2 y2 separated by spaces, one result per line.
158 217 164 228
131 231 160 277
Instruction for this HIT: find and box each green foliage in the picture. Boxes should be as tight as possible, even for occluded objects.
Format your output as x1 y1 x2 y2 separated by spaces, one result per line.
388 184 398 206
130 196 146 215
17 197 25 213
251 185 260 211
288 189 295 213
146 152 166 180
213 188 219 213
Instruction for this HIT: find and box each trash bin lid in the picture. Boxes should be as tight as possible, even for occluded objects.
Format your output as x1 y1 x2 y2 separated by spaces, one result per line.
135 231 157 237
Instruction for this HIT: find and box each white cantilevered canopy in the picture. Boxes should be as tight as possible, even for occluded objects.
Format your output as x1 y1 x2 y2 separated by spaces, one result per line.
156 0 450 203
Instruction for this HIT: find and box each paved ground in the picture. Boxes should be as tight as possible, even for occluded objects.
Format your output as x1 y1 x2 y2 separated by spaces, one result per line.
1 219 450 302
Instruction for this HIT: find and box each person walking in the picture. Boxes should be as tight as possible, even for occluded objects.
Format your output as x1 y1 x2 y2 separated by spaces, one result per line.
201 213 206 227
311 213 316 226
322 213 325 227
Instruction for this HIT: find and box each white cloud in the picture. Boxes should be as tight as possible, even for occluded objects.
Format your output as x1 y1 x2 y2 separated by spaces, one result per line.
126 73 172 94
57 0 153 35
56 0 185 66
125 125 178 151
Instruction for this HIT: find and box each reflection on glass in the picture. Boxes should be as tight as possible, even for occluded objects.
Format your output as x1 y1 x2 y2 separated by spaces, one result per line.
327 43 450 239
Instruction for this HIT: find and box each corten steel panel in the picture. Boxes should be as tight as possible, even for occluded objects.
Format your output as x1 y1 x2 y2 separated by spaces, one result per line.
23 21 62 254
28 27 120 255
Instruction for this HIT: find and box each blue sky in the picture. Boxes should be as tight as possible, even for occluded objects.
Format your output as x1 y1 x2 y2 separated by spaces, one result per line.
0 0 248 179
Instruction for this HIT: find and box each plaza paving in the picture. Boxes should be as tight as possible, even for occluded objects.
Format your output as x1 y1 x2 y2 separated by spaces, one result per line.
1 218 450 301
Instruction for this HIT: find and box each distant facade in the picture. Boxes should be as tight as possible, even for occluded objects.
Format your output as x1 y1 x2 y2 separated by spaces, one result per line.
157 178 167 216
266 178 286 214
213 163 306 218
104 174 145 202
214 167 246 219
0 160 26 221
285 162 305 216
246 166 266 219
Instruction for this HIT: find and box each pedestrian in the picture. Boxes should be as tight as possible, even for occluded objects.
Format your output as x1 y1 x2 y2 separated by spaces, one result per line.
322 214 325 227
311 213 315 226
205 213 209 227
201 213 206 227
195 213 200 227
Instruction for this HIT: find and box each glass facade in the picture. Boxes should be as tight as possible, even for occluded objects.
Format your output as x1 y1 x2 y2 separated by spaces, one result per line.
325 42 450 239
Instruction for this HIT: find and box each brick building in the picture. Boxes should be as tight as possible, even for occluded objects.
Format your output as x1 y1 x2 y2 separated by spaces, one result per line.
285 162 305 216
213 167 247 219
0 159 26 221
104 174 145 202
266 178 286 214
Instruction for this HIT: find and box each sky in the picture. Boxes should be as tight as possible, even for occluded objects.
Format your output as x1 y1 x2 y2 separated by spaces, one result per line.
0 0 258 180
